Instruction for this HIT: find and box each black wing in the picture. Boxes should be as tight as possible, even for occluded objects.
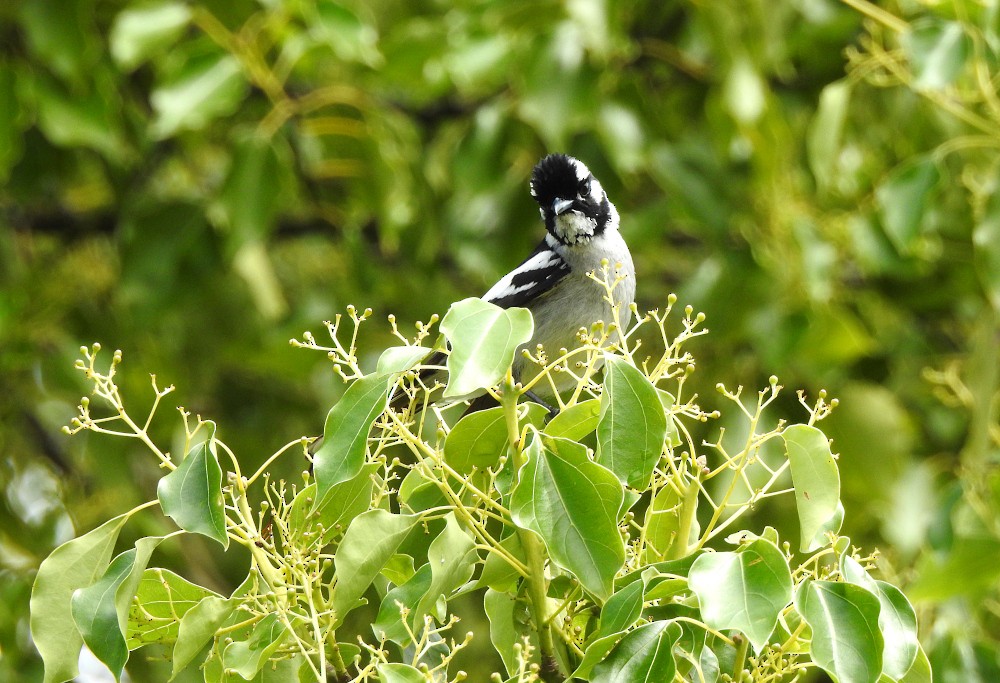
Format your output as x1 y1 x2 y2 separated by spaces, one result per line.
483 239 570 309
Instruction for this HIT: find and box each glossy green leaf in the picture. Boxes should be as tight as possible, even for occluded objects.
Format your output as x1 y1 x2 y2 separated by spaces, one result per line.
445 404 547 473
416 513 477 618
440 298 533 398
127 568 218 651
808 79 852 192
841 554 919 679
333 510 418 624
172 595 237 678
485 588 537 677
544 399 601 440
110 2 192 70
445 406 508 473
312 373 391 511
905 19 971 91
289 463 377 546
151 51 248 138
795 580 884 683
157 424 228 548
376 345 431 375
897 644 932 683
221 614 288 679
30 515 129 683
595 579 644 640
783 424 842 551
688 538 792 650
875 156 940 256
376 663 426 683
511 433 624 601
591 620 682 683
476 533 525 592
573 631 627 680
373 564 433 644
70 536 163 680
596 355 667 489
643 481 699 562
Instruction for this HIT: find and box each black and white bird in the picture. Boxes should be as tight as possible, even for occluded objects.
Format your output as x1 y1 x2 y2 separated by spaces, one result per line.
396 153 635 412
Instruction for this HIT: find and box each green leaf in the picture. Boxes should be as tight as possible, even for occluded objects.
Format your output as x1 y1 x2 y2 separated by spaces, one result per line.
151 51 248 138
440 298 533 398
909 535 1000 600
643 481 699 562
376 345 431 375
110 2 192 70
973 181 1000 311
688 538 792 650
597 356 667 490
573 631 627 680
289 463 377 546
416 512 478 618
905 19 971 91
32 74 127 161
219 133 287 247
445 403 547 473
70 536 164 680
157 424 228 548
221 614 288 679
544 399 601 440
333 510 418 625
783 424 842 552
127 568 219 651
897 644 932 683
595 580 644 640
445 406 509 473
485 589 537 677
18 0 91 80
30 514 129 683
172 595 237 678
807 79 852 192
511 433 624 601
312 373 391 511
795 580 884 683
841 554 919 679
591 620 682 683
376 663 426 683
373 564 433 644
476 533 525 592
875 156 940 256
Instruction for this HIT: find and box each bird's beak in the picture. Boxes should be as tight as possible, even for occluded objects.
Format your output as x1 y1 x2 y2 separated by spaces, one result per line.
552 198 575 215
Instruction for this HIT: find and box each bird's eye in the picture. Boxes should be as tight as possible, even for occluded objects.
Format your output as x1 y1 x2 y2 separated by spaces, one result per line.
579 178 592 196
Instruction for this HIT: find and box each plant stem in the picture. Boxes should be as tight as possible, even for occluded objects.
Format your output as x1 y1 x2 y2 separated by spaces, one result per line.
668 472 700 560
501 373 561 681
732 634 750 681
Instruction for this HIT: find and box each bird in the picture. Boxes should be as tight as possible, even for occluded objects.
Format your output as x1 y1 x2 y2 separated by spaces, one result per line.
394 153 636 414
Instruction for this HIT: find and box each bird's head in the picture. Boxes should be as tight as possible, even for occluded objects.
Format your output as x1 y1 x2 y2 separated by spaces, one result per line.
530 154 616 245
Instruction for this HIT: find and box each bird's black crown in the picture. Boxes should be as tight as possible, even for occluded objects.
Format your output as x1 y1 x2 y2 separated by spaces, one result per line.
530 154 586 207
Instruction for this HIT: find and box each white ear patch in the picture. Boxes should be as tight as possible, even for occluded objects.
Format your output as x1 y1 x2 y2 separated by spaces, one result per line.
569 157 591 182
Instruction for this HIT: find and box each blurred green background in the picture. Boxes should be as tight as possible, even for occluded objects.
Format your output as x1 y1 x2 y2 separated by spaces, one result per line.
2 0 999 680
